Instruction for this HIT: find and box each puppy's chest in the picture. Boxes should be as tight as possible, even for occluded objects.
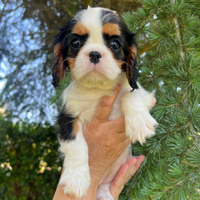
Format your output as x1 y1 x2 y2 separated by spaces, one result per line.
63 89 125 124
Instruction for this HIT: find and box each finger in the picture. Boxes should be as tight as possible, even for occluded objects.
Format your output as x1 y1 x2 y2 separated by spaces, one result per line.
129 155 145 175
126 157 137 168
124 155 145 183
110 158 136 199
111 158 136 189
91 83 122 123
122 157 137 183
110 164 129 199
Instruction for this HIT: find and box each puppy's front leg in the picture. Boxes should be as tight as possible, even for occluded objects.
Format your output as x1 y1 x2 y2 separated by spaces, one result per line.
58 113 91 199
122 87 158 144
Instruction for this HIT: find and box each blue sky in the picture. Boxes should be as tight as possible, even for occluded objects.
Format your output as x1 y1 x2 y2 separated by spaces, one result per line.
0 0 57 123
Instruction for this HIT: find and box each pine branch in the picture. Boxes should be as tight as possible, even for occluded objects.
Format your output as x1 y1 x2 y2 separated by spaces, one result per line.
138 40 158 56
50 73 71 105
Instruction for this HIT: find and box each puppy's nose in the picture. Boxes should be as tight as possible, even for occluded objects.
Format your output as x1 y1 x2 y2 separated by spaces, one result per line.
89 51 102 64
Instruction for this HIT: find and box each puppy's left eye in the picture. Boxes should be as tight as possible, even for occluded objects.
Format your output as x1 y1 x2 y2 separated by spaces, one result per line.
71 38 81 48
110 40 121 50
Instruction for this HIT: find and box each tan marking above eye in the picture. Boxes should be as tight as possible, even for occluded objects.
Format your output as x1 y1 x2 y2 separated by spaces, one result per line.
102 23 121 36
72 22 90 36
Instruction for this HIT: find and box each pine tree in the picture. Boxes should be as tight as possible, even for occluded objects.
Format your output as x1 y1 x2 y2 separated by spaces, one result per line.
121 0 200 199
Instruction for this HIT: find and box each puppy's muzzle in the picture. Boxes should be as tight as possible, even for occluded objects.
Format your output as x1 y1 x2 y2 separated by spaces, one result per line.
89 51 102 64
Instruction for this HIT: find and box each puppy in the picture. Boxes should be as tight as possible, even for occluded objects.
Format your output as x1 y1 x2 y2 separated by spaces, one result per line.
52 6 158 200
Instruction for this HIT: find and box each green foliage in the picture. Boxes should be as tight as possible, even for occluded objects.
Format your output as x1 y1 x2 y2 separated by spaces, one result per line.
50 72 71 105
0 117 62 200
122 0 200 199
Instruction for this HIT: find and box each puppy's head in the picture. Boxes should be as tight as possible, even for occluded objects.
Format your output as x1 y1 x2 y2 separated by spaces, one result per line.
52 7 138 90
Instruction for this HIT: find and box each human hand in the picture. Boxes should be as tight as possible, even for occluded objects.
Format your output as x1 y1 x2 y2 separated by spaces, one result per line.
53 83 144 200
110 155 145 200
84 84 130 184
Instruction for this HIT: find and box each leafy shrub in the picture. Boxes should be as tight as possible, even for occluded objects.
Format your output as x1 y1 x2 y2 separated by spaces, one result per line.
0 117 62 200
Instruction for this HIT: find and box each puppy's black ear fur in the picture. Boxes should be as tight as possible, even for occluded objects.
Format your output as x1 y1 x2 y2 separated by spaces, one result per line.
125 30 138 91
52 19 75 88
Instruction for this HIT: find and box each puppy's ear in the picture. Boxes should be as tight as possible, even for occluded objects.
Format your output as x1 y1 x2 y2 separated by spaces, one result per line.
52 20 75 87
52 42 65 87
125 32 138 91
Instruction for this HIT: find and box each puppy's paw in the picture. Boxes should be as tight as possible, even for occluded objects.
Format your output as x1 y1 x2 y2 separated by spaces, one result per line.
122 89 158 144
97 184 114 200
60 166 91 199
126 110 158 144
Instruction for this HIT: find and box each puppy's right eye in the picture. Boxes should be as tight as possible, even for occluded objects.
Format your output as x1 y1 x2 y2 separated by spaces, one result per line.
71 38 81 48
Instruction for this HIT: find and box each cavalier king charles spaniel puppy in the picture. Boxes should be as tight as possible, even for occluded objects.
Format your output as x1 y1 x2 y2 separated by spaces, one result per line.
52 6 158 200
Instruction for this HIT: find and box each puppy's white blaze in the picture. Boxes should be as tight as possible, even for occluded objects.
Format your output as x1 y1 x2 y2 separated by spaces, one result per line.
59 122 91 199
72 7 122 84
81 8 103 44
73 44 121 82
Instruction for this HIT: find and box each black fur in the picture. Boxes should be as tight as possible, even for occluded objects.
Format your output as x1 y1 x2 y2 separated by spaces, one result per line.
129 57 138 91
63 33 89 59
52 19 77 88
57 110 76 141
52 18 89 88
123 30 138 91
101 9 121 25
52 62 60 87
101 9 138 90
103 34 125 60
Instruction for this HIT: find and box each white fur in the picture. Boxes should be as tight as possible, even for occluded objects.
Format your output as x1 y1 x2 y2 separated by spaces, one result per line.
59 122 91 199
72 7 121 82
72 43 121 81
58 7 158 199
59 76 157 199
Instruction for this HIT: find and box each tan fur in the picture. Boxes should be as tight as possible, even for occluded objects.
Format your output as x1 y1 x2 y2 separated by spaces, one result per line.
53 43 65 83
73 120 79 136
72 22 90 35
102 23 121 36
67 58 76 80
